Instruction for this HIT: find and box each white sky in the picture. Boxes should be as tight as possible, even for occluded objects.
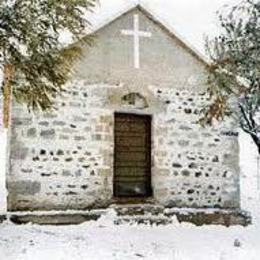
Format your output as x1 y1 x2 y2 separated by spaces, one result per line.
91 0 240 55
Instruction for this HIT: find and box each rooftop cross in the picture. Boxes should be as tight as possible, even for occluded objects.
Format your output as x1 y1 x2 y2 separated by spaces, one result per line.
121 14 152 69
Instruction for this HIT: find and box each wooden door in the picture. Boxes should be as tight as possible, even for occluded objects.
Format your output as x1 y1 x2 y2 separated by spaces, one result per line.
114 113 152 197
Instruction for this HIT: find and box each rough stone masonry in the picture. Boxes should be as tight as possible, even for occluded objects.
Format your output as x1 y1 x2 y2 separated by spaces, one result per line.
7 5 240 211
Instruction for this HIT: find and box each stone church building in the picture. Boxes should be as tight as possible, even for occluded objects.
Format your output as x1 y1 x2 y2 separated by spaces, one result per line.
7 4 240 212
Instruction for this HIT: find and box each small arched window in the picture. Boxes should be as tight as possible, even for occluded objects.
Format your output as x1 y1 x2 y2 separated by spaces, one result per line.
121 92 148 109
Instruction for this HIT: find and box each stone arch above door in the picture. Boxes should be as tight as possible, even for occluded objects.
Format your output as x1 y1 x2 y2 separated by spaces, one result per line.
121 92 148 109
108 85 165 114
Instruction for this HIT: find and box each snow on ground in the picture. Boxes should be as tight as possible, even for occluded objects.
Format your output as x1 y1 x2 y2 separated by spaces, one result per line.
0 131 259 260
0 215 259 260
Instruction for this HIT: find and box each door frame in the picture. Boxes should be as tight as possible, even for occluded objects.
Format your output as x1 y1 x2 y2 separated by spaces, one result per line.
113 112 153 198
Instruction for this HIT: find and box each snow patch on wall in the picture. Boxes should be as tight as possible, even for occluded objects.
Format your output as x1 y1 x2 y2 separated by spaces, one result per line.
0 130 7 213
239 130 259 215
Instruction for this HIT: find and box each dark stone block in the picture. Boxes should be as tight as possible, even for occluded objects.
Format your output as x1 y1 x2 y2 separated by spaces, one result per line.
212 156 219 162
40 129 55 138
73 116 86 122
41 173 51 177
13 117 32 126
0 215 7 223
59 135 69 140
8 181 41 195
40 149 46 155
173 171 179 176
11 147 29 160
178 140 189 147
74 136 86 141
220 131 239 137
165 209 251 227
195 172 202 177
172 163 182 168
65 191 77 195
39 121 49 127
179 125 192 131
10 212 101 225
27 128 37 137
62 170 71 176
69 102 81 108
188 163 198 169
21 168 33 173
57 150 64 156
184 108 192 114
53 121 66 126
75 170 82 177
81 185 88 190
181 170 190 177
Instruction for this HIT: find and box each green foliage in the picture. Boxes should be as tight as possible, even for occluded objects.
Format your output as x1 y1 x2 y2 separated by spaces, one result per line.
205 0 260 153
0 0 97 111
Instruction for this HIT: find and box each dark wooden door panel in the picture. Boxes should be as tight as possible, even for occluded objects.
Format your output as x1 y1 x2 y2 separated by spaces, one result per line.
115 161 148 167
115 136 146 146
114 113 152 198
116 146 147 152
115 122 147 132
115 167 147 177
116 151 147 162
114 182 148 197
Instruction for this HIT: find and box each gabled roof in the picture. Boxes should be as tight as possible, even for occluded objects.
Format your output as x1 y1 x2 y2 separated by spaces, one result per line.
87 3 209 66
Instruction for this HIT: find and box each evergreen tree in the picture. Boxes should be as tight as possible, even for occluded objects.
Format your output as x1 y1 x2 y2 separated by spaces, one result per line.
0 0 97 128
204 0 260 154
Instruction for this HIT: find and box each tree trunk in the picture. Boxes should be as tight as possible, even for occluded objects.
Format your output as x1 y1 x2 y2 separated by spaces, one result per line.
3 64 14 129
258 144 260 156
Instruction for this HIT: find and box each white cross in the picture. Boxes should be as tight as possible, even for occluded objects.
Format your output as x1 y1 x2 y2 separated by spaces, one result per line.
121 14 152 69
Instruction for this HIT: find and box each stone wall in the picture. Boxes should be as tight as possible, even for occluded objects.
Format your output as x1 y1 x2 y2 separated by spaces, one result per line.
151 87 240 208
8 83 115 211
7 80 240 211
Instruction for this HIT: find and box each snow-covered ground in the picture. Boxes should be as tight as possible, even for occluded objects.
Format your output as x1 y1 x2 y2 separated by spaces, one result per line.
0 214 259 260
0 131 259 260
